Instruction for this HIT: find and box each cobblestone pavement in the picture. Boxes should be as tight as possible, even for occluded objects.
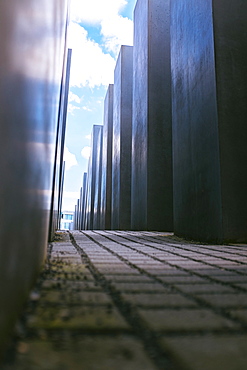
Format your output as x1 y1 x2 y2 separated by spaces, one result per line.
3 230 247 370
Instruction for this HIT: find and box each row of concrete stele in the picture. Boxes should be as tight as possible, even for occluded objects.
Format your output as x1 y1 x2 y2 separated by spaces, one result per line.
74 0 247 245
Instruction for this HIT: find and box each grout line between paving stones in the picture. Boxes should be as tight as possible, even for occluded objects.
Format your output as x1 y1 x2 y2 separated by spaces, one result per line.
69 232 185 370
101 231 247 285
103 231 247 269
114 230 247 256
147 234 247 264
88 231 247 330
124 231 247 260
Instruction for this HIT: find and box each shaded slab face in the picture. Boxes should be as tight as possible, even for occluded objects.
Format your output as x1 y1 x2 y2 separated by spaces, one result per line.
100 85 114 230
112 46 133 230
79 172 87 230
0 0 69 357
171 0 222 242
212 0 247 242
131 0 173 231
85 125 103 230
93 126 103 230
171 0 247 243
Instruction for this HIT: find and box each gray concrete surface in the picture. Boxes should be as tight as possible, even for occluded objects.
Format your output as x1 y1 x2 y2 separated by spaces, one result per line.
0 0 69 359
112 46 133 230
131 0 173 231
93 127 103 230
3 231 247 369
83 125 102 229
171 0 247 243
100 85 114 230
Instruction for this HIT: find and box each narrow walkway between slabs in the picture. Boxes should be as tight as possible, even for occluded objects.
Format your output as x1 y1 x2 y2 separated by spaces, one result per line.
4 230 247 370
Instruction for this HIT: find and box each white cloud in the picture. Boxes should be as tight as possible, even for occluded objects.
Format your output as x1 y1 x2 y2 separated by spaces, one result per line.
68 104 80 114
70 0 127 24
81 146 91 159
68 0 134 87
82 106 92 112
101 15 133 54
68 92 81 114
63 191 80 199
69 91 81 103
64 146 78 170
68 22 116 87
62 191 80 212
85 134 91 140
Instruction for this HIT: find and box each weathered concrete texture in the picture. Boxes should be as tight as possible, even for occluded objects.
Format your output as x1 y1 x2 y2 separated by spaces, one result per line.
171 0 247 243
49 48 72 240
84 154 92 229
82 172 89 230
0 0 69 359
4 231 247 370
100 85 114 230
93 126 103 229
77 187 83 230
112 46 133 230
84 125 102 230
79 172 87 229
131 0 173 232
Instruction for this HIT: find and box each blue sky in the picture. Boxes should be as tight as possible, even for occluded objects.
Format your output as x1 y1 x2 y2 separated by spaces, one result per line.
62 0 137 211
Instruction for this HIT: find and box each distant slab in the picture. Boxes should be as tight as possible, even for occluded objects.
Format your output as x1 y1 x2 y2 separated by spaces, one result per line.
84 125 102 230
100 85 114 230
112 46 133 230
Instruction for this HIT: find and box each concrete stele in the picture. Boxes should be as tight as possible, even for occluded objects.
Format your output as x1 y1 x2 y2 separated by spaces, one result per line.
171 0 247 242
131 0 173 231
112 46 133 230
100 85 114 229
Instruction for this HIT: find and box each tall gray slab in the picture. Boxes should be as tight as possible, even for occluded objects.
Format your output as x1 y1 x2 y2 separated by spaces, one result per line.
171 0 247 242
77 187 83 230
82 158 92 230
0 0 69 357
49 49 72 240
100 85 114 229
85 125 102 229
112 46 133 230
131 0 173 231
80 172 87 229
93 126 103 229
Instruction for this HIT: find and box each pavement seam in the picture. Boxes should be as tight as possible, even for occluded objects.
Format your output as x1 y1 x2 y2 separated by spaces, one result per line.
101 231 247 287
88 231 247 330
69 232 186 370
123 232 247 262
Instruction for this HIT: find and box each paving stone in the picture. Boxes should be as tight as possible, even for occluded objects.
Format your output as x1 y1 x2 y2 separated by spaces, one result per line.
41 279 99 291
158 275 209 284
199 294 247 308
27 306 130 331
138 308 238 331
40 291 112 305
111 282 169 293
122 293 198 308
191 269 240 276
103 275 152 282
229 309 247 323
96 269 140 275
6 335 156 370
213 276 247 283
233 283 247 290
144 269 190 276
161 334 247 370
173 283 236 294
